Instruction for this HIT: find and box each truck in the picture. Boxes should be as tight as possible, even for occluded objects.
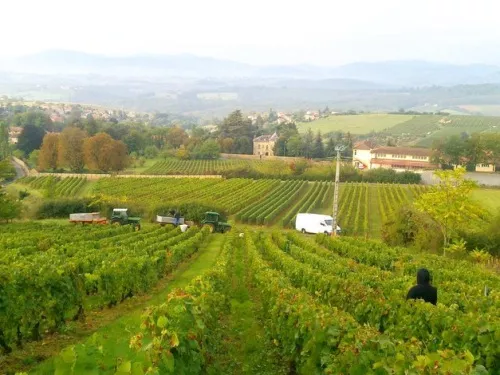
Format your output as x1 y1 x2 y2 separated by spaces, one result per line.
110 208 141 230
69 212 107 225
295 213 341 235
201 211 231 233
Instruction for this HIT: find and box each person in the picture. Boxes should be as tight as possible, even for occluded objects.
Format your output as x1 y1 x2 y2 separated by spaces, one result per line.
406 268 437 305
174 210 181 226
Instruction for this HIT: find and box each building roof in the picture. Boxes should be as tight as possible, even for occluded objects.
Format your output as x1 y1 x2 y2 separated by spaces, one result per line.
353 141 373 150
371 159 437 169
371 146 431 157
254 132 278 142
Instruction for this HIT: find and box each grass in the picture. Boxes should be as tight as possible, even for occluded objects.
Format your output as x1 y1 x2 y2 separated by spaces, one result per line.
206 235 287 375
297 114 412 134
5 234 224 375
473 188 500 213
122 158 160 174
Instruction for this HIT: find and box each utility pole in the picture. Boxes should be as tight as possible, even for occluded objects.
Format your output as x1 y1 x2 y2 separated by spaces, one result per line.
332 145 346 237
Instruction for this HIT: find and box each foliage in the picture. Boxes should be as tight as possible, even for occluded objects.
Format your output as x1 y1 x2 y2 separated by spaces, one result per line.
191 139 220 160
218 110 256 154
38 133 60 171
27 150 39 169
83 132 129 172
144 145 159 159
415 167 486 250
58 127 87 172
0 223 209 351
0 189 21 222
361 168 422 184
0 159 16 182
0 121 9 159
17 124 46 155
382 205 443 252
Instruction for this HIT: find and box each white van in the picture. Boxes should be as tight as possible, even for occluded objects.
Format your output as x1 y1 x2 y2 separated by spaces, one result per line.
295 213 341 235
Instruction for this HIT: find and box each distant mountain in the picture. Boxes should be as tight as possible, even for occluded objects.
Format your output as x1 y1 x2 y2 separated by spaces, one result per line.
2 50 500 87
328 61 500 86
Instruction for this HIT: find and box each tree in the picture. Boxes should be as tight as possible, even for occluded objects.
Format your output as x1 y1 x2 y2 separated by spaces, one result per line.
287 135 303 157
218 110 256 154
28 150 40 169
12 111 53 130
325 137 336 157
166 126 188 149
302 128 314 158
144 145 159 159
273 137 287 156
312 131 325 158
84 132 128 172
38 133 60 171
84 115 99 136
192 139 220 159
0 190 21 223
220 138 234 153
58 127 87 172
255 115 265 127
17 124 46 155
123 130 147 154
0 159 16 181
268 109 278 123
414 167 486 252
0 121 9 159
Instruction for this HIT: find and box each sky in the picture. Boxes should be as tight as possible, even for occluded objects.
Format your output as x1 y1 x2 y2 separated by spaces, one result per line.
1 0 499 66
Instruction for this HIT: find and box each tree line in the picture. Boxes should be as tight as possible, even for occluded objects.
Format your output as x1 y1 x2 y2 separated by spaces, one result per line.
432 132 500 169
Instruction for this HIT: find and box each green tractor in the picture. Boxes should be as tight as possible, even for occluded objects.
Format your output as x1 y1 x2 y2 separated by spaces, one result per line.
110 208 141 230
201 211 231 233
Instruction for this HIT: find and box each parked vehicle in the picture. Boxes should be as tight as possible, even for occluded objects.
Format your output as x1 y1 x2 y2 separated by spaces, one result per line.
201 211 231 233
69 212 107 225
110 208 141 230
295 213 341 235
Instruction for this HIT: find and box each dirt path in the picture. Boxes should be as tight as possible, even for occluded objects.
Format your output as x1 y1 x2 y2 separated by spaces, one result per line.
2 234 224 375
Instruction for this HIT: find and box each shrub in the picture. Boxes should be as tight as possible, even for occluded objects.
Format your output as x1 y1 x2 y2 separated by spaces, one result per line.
382 205 443 252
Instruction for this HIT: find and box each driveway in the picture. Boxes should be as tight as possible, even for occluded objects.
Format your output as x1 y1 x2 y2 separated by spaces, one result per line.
421 171 500 187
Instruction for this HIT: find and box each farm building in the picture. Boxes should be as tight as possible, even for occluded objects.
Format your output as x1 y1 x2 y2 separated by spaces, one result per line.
253 132 278 157
352 142 436 171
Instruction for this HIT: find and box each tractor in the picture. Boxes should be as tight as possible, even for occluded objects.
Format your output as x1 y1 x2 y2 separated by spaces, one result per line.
201 211 231 233
110 208 141 230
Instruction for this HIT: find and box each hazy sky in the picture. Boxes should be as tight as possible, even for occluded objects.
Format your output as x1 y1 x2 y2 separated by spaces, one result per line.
1 0 499 66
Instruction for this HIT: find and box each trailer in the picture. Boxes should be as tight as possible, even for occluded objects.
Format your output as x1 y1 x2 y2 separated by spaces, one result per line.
69 212 107 225
156 215 185 226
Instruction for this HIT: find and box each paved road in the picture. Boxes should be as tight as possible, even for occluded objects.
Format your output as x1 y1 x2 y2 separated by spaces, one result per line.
421 171 500 186
11 157 27 180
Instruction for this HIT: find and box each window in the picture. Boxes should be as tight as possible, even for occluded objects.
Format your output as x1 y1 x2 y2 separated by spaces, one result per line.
480 163 491 168
376 153 386 158
392 154 406 159
412 155 427 160
354 150 357 155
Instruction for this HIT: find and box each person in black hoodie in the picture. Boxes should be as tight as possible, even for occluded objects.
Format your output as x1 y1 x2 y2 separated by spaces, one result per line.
406 268 437 305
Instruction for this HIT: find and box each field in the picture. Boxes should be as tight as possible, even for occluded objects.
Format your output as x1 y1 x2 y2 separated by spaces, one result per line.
16 176 88 197
2 223 499 374
299 113 500 147
16 176 500 238
297 113 413 134
379 114 500 147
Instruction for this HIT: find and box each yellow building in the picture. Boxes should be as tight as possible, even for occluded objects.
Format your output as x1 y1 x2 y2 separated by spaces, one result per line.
253 132 278 157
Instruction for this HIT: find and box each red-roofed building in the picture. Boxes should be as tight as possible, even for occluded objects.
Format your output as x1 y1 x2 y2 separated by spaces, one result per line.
353 143 437 171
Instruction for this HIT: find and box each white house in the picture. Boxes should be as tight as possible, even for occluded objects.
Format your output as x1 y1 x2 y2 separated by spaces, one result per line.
352 142 436 171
